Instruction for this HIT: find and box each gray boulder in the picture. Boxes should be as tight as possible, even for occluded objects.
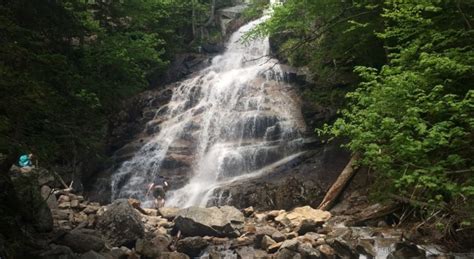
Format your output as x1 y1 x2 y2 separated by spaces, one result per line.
174 206 244 237
39 244 76 259
56 230 105 253
135 238 161 258
161 251 190 259
40 185 58 209
80 251 106 259
275 248 302 259
159 207 180 220
387 242 426 259
96 199 145 247
326 238 357 258
12 173 53 232
272 231 286 242
280 239 300 252
176 236 209 257
255 225 279 248
298 243 321 259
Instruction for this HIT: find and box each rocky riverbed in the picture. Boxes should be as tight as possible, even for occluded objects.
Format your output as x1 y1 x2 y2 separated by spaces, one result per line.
26 180 468 259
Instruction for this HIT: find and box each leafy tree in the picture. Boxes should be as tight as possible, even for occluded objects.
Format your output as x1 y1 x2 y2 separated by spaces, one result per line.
324 0 474 236
0 0 204 166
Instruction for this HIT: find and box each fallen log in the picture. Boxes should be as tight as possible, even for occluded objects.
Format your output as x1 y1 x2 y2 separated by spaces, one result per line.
351 202 399 226
318 154 360 211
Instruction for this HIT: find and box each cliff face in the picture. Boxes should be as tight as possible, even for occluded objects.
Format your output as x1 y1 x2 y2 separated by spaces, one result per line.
86 75 349 210
85 3 350 208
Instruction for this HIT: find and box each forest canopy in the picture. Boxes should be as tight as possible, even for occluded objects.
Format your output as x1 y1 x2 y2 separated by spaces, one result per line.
0 0 217 165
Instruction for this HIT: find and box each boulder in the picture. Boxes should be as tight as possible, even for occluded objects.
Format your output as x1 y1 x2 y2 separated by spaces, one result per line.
280 239 299 252
318 244 336 259
267 210 284 220
326 238 357 258
275 206 331 231
70 200 80 209
37 170 56 186
242 206 254 217
173 206 244 237
96 199 145 247
275 248 302 259
272 231 286 242
261 235 277 251
176 236 209 257
268 242 282 253
58 195 70 203
297 232 322 248
255 226 279 247
12 173 54 232
285 232 298 239
297 219 325 235
135 238 161 258
80 251 106 259
356 239 376 258
83 205 100 214
107 247 128 259
58 202 71 209
159 207 180 220
231 236 255 247
40 244 75 259
55 230 105 253
160 252 190 259
35 204 54 232
236 246 258 258
298 242 321 259
40 185 58 209
387 242 426 259
151 233 173 251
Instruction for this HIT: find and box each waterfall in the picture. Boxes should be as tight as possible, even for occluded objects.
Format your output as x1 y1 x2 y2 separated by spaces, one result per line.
111 15 306 208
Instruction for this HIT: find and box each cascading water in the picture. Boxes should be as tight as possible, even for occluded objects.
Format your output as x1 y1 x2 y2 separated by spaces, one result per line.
111 14 307 208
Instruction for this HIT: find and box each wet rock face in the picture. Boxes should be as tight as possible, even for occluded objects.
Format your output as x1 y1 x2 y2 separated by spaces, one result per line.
87 10 350 207
174 206 244 238
11 172 54 233
176 237 209 257
96 199 145 247
388 242 427 259
208 140 350 210
56 230 105 253
106 87 174 155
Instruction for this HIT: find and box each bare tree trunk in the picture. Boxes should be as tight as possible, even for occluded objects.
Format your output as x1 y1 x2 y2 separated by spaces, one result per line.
204 0 216 27
318 154 360 211
192 0 197 39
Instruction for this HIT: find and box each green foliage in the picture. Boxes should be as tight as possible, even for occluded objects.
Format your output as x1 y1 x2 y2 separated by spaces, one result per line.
242 0 269 21
0 0 199 165
248 0 385 73
245 0 386 112
251 0 474 235
324 0 474 223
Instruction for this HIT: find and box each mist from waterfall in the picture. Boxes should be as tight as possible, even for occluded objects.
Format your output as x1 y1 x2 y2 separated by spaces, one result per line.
111 13 306 208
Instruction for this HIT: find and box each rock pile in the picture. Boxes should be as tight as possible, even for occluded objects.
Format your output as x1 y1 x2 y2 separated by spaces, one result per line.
38 196 387 259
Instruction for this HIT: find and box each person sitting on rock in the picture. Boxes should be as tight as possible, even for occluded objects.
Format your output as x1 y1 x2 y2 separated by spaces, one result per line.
18 153 34 173
145 175 169 208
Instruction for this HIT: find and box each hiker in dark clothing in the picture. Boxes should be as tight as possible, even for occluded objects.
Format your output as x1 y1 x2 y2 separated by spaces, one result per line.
145 175 169 208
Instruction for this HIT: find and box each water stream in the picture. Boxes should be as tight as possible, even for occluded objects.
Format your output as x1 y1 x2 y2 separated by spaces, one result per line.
111 14 306 208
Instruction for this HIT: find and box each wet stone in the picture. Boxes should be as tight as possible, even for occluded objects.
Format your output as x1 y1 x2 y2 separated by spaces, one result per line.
261 235 276 251
271 231 286 242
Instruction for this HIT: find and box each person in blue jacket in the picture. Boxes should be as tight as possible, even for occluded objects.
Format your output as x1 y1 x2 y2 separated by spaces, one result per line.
18 153 34 173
